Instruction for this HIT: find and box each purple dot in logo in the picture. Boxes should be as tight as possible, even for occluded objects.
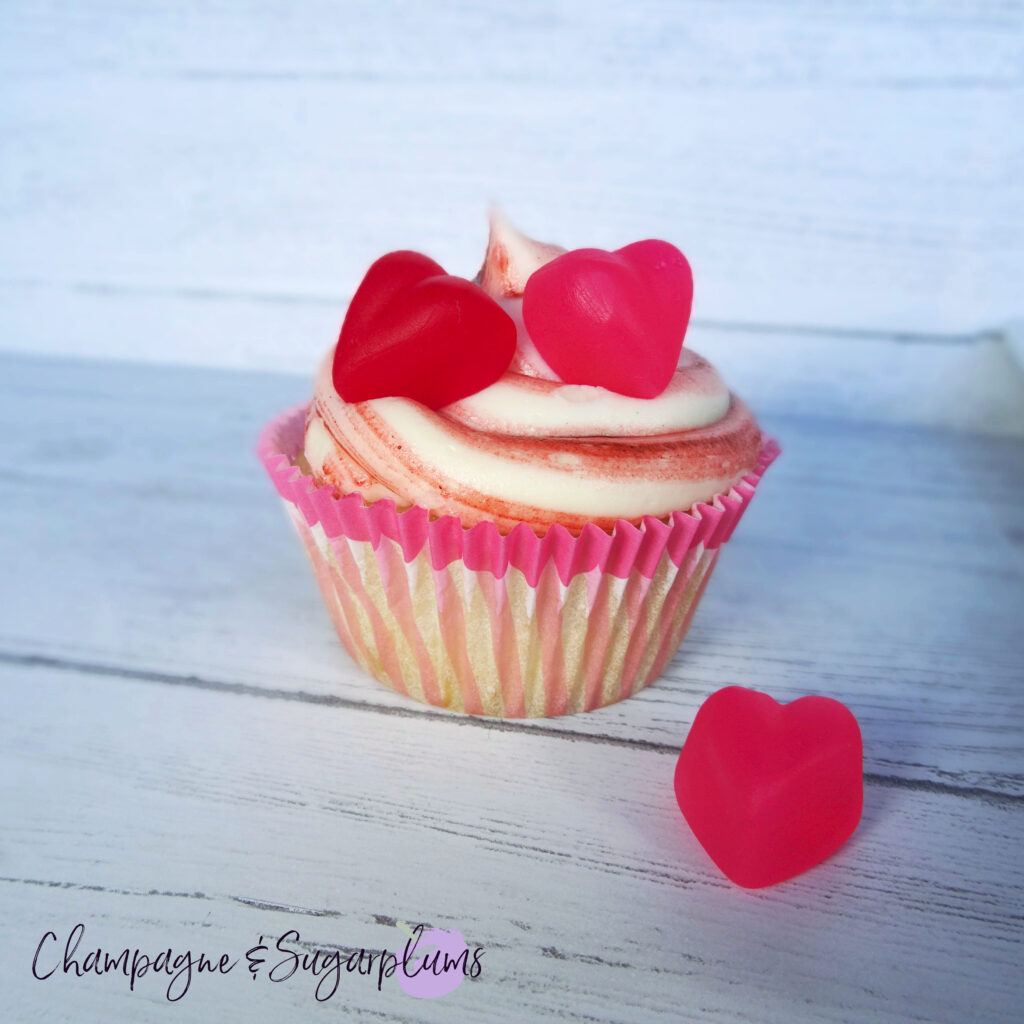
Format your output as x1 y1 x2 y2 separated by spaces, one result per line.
396 925 468 999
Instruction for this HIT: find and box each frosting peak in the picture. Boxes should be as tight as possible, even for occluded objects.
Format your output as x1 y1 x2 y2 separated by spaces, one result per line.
477 208 566 299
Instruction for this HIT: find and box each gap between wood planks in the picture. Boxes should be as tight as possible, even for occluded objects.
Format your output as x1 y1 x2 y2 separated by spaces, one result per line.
0 876 417 950
4 649 1021 809
0 274 997 345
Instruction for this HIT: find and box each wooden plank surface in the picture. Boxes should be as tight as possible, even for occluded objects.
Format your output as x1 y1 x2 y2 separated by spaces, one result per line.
2 354 1021 792
1 0 1022 375
3 664 1023 1023
2 352 1023 1021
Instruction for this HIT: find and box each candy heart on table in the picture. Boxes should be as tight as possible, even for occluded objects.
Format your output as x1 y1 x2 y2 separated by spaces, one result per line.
333 250 517 409
521 239 693 399
476 207 566 299
674 686 863 889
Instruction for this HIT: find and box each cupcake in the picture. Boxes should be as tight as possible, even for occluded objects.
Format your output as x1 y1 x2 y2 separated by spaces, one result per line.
258 212 778 717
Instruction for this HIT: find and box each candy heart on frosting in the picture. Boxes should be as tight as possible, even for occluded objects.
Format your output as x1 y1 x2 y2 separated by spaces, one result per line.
522 240 693 399
477 208 566 299
333 250 517 409
674 686 863 889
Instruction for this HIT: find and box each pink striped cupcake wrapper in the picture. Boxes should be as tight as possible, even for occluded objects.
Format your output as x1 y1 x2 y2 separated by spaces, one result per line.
257 403 780 718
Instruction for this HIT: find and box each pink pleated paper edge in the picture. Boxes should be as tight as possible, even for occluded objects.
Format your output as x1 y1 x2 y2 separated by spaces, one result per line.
256 403 780 588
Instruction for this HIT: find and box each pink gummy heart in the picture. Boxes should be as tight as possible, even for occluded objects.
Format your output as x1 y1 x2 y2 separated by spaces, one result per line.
521 239 693 398
333 250 517 409
674 687 863 888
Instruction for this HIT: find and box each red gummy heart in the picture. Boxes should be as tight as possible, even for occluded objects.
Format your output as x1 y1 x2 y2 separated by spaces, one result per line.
333 250 517 409
521 239 693 398
674 687 863 889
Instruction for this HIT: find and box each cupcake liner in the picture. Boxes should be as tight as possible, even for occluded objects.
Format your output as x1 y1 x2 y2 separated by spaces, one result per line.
258 403 780 717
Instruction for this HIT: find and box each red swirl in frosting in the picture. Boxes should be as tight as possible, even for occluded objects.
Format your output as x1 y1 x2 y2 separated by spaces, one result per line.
304 347 762 535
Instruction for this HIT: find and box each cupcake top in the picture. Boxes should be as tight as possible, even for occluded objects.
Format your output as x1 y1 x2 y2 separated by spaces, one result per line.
305 213 762 534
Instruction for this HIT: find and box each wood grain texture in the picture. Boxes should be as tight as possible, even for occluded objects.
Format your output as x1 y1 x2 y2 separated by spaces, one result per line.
3 663 1022 1023
1 0 1021 377
2 352 1023 1020
1 353 1022 801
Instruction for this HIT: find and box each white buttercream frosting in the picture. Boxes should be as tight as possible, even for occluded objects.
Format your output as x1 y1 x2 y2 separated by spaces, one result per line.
446 348 730 437
304 348 762 533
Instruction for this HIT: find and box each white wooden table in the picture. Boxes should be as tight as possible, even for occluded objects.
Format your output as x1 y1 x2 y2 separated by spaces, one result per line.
2 352 1022 1022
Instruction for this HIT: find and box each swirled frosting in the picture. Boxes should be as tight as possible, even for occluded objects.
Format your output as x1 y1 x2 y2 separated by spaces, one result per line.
304 294 762 534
